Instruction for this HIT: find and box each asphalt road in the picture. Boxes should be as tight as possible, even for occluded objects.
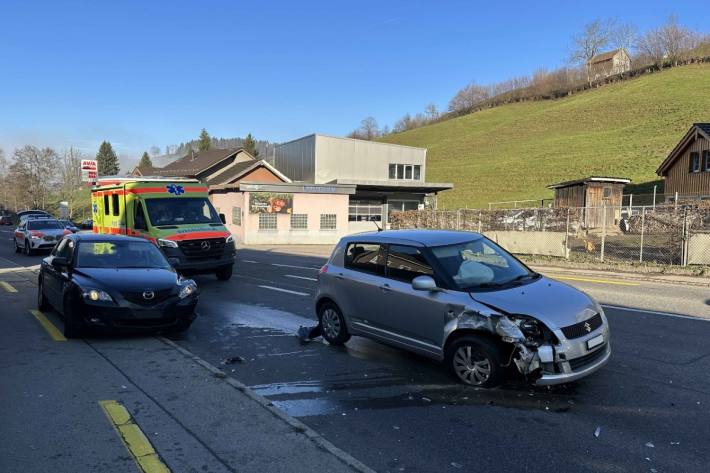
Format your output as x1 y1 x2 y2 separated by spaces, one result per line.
2 227 710 473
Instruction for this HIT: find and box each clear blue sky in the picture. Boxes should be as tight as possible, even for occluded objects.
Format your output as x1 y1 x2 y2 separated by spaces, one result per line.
0 0 707 161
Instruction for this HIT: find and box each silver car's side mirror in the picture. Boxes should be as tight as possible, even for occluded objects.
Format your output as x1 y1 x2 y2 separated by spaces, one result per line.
412 275 439 292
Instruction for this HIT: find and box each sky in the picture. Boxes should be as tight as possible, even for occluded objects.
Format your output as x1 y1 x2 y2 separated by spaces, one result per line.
0 0 707 163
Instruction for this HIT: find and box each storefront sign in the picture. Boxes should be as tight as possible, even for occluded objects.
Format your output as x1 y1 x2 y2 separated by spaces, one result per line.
249 192 293 214
81 159 98 182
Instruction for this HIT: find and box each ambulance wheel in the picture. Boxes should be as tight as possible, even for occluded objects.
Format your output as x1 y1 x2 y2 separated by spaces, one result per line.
216 265 233 281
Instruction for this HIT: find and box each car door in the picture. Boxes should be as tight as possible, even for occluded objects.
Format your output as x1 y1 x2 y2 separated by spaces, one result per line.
376 244 460 355
337 242 387 330
44 238 74 308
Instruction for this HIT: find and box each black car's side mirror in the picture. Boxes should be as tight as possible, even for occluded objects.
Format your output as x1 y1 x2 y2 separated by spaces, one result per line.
219 213 226 224
52 257 69 268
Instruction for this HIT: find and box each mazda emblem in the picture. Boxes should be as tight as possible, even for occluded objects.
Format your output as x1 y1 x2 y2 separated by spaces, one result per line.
584 321 592 333
200 241 211 251
142 290 155 300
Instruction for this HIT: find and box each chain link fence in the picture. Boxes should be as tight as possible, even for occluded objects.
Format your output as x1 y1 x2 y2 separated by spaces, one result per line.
390 203 710 267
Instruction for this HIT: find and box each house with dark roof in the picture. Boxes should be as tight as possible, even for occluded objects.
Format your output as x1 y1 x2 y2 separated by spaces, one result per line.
588 48 631 80
656 123 710 200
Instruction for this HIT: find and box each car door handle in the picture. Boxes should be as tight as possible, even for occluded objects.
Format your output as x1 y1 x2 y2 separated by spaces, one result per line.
334 273 344 280
380 283 390 292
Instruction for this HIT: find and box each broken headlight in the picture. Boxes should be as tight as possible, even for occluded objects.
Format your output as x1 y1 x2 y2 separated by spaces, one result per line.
508 315 557 345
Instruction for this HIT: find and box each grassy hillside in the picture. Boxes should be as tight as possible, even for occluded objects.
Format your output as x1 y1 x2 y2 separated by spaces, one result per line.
380 64 710 209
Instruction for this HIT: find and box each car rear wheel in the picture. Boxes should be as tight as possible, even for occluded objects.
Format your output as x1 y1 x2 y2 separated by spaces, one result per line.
215 265 233 281
24 240 33 256
37 277 50 311
446 335 503 388
318 302 350 345
14 239 20 253
63 295 84 338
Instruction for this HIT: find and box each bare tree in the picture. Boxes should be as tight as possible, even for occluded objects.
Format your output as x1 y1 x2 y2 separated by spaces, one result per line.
637 16 701 65
0 148 8 212
11 146 58 210
570 19 613 85
424 103 439 120
359 117 380 140
611 20 637 52
58 148 85 218
448 82 491 113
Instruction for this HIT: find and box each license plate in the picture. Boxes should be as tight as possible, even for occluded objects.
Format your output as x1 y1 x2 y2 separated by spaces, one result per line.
587 334 604 350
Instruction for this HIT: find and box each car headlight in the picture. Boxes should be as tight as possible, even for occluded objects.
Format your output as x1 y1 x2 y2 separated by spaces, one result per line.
83 289 114 302
509 315 542 338
178 280 198 299
158 238 178 248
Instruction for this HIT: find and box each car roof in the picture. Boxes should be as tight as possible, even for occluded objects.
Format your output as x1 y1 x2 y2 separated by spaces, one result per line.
68 233 151 243
341 229 483 247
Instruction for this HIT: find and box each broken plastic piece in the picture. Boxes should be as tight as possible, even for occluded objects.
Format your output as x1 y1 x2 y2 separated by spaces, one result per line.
645 442 654 448
594 426 601 438
297 325 322 343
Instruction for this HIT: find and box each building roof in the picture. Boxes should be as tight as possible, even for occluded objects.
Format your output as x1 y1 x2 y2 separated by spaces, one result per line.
547 176 631 189
589 48 626 64
275 133 427 152
207 159 291 185
329 179 453 194
657 123 710 176
154 148 242 176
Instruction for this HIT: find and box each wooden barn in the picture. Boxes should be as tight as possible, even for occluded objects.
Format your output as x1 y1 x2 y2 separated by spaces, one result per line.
656 123 710 200
547 177 630 228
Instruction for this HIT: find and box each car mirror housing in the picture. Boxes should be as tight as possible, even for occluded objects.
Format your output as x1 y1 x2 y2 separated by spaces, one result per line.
52 256 69 268
412 275 439 292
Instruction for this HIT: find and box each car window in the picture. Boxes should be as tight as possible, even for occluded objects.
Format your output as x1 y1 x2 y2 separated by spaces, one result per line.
386 245 434 282
52 239 67 256
344 243 384 275
75 240 170 269
27 220 63 230
56 238 75 260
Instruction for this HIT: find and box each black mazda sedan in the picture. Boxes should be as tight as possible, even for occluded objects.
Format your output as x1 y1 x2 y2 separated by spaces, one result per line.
38 233 198 338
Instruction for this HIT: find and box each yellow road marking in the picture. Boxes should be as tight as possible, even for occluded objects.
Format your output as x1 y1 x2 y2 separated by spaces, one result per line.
29 310 67 341
0 281 17 293
99 400 171 473
550 275 640 286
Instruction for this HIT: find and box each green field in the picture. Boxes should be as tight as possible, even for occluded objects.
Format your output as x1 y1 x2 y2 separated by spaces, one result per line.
380 64 710 209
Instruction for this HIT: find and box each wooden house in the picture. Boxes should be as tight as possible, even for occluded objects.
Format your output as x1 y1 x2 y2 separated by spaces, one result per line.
548 177 630 228
656 123 710 200
588 48 631 80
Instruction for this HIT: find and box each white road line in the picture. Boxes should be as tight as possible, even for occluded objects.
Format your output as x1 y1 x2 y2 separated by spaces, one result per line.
285 274 318 282
602 304 710 322
258 285 310 296
271 263 319 271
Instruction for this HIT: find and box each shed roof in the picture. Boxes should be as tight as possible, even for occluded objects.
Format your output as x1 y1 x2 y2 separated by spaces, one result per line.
589 48 626 64
154 148 243 176
656 123 710 176
206 159 291 185
547 176 631 189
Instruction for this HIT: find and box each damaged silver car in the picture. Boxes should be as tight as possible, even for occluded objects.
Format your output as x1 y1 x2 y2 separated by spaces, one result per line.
316 230 611 388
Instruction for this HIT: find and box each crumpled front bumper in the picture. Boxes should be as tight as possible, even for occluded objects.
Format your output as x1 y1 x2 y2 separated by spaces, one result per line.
536 342 611 385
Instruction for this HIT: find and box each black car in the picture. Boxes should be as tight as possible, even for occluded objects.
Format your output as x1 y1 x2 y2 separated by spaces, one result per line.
37 233 199 338
58 219 80 233
0 215 13 225
80 219 93 230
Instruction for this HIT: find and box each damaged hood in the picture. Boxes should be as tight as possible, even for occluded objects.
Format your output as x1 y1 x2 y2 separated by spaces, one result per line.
468 276 597 329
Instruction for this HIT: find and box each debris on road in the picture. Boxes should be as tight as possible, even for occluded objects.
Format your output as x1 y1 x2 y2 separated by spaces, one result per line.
297 325 322 343
221 356 246 365
594 426 601 438
450 462 463 469
422 397 432 403
213 372 227 379
645 442 655 448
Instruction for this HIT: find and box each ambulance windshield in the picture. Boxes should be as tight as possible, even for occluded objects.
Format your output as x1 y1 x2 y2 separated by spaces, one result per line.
144 198 222 226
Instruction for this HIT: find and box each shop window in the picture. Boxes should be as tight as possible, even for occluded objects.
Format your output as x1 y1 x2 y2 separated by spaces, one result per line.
290 214 308 230
320 214 337 230
349 200 383 222
259 213 277 231
232 207 241 226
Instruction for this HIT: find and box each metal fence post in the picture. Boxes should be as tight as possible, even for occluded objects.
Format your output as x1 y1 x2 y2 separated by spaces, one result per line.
652 185 657 209
565 208 570 260
600 206 607 262
456 209 461 230
478 211 482 234
639 206 645 263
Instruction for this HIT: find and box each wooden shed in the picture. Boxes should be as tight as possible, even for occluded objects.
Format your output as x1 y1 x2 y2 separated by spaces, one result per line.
547 177 630 228
656 123 710 200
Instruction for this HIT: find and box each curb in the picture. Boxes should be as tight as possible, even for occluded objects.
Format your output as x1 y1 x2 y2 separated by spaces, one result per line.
158 337 377 473
531 264 710 288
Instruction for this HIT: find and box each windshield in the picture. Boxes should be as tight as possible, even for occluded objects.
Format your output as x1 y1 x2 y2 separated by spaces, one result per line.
430 238 536 290
75 240 171 269
144 197 221 226
27 220 63 230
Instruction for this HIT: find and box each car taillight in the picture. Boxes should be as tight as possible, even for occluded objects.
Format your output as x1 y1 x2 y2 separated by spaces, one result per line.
318 265 328 275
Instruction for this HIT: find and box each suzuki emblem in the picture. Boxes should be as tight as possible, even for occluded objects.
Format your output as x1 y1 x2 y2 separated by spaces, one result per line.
200 241 211 251
142 290 155 300
584 321 592 333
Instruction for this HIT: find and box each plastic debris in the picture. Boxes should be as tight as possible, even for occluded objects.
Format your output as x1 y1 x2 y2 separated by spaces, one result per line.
594 426 601 438
451 462 463 469
422 397 432 403
645 442 655 448
221 356 246 365
670 441 680 445
393 426 400 430
297 325 322 343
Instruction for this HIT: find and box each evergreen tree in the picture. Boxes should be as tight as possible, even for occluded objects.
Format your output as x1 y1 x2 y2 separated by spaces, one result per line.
96 141 119 176
139 151 153 168
242 133 259 158
198 128 211 151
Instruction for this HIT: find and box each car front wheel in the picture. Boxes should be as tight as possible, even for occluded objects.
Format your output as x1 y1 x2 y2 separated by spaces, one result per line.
24 240 34 256
318 302 350 345
446 335 503 388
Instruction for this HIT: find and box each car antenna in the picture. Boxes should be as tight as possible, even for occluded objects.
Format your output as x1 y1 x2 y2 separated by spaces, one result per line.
372 220 383 232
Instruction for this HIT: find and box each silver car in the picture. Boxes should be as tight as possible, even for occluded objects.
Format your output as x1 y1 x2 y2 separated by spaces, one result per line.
14 219 68 255
315 230 611 388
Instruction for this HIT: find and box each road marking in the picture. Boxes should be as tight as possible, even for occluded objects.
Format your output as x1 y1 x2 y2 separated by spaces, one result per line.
29 310 67 341
258 285 310 296
99 400 171 473
271 263 318 271
242 260 259 263
602 304 710 322
0 281 18 293
285 274 318 282
549 275 640 286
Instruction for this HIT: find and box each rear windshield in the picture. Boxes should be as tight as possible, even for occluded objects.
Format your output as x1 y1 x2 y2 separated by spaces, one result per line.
75 240 171 269
27 220 63 230
144 197 221 226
